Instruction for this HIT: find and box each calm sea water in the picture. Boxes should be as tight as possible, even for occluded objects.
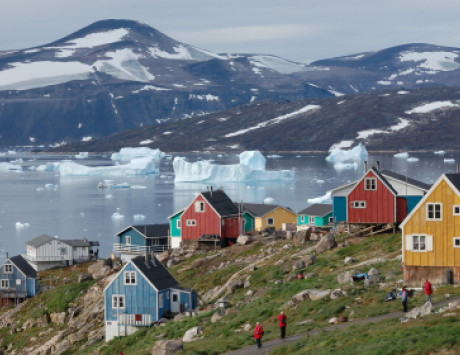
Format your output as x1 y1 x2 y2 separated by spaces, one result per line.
0 150 458 261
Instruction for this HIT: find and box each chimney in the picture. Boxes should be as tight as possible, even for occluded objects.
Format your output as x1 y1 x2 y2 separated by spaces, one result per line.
376 161 380 171
364 160 368 173
5 252 8 260
210 185 213 198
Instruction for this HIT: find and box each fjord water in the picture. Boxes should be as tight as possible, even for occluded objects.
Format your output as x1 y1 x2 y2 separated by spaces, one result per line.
0 151 458 261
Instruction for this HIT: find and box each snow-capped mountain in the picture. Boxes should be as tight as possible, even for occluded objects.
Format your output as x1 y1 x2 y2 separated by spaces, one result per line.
1 20 460 147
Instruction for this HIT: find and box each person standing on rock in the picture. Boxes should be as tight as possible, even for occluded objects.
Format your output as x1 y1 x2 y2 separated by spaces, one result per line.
254 322 264 349
278 311 288 339
425 279 433 303
401 286 408 312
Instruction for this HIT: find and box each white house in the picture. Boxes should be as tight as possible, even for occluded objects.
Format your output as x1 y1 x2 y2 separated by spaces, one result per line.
23 234 100 271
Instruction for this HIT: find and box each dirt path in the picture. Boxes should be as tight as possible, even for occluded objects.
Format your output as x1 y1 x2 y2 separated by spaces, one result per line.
224 296 460 355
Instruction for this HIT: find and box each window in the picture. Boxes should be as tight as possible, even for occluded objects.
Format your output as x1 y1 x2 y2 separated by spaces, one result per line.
112 295 125 309
1 280 8 288
177 219 181 229
60 247 67 255
172 294 178 302
4 264 13 274
125 236 131 245
406 234 433 252
329 217 334 223
300 216 305 223
124 271 136 285
186 219 196 226
427 203 442 220
267 217 274 226
365 178 377 191
454 237 460 248
195 201 205 212
16 279 21 286
454 206 460 216
353 201 366 208
309 217 315 224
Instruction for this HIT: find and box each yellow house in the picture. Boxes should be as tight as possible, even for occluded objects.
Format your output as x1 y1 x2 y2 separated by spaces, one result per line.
400 173 460 285
242 203 297 232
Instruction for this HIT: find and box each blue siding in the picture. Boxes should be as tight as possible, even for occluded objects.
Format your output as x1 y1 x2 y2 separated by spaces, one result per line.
158 289 170 318
0 261 29 295
180 291 191 310
333 196 347 222
119 229 146 247
192 290 198 309
105 264 158 322
405 196 423 214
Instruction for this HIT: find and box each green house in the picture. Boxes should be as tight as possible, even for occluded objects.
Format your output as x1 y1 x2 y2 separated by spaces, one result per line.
168 209 184 248
297 203 333 227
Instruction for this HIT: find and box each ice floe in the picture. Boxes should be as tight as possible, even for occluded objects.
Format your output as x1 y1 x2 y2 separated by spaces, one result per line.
326 143 368 163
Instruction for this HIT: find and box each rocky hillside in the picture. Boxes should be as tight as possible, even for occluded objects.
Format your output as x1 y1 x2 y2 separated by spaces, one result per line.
51 86 460 153
1 230 460 354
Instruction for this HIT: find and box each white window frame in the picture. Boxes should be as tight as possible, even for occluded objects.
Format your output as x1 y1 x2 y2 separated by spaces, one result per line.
453 205 460 216
4 264 13 274
125 236 131 245
309 216 315 224
177 219 181 229
300 216 305 223
186 219 196 227
427 203 442 221
405 234 433 252
267 217 274 226
16 279 21 286
195 201 205 212
1 279 8 288
329 216 334 223
112 295 125 309
124 271 137 285
364 178 377 191
454 237 460 248
353 201 366 208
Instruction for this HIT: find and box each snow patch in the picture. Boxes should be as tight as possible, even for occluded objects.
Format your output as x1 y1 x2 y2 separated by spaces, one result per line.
406 101 459 114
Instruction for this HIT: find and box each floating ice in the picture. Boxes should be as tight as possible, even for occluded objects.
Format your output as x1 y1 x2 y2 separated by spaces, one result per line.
435 150 446 155
394 152 409 159
173 150 295 182
60 157 160 176
333 162 358 171
267 154 282 159
444 158 455 163
0 162 22 171
44 184 54 189
36 162 61 171
326 143 368 162
15 222 30 229
133 214 146 221
111 209 124 220
111 147 164 162
10 158 23 164
407 157 420 162
307 191 332 204
264 197 275 204
130 185 147 189
75 152 89 159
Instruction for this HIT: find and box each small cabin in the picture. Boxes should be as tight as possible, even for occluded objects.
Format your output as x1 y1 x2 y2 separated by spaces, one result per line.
241 203 297 232
168 209 185 249
297 203 333 227
0 254 38 307
104 255 197 341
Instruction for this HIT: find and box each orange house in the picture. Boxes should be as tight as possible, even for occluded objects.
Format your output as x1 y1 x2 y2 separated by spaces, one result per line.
400 173 460 285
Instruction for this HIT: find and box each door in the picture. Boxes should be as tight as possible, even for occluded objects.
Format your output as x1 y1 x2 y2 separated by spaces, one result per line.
171 291 180 313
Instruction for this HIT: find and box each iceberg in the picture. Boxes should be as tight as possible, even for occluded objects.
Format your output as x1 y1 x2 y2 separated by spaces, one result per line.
111 147 164 162
444 158 455 163
60 157 160 176
173 151 295 182
434 150 445 155
307 191 332 204
36 162 61 171
326 143 368 162
75 152 89 159
264 197 275 204
0 162 22 171
394 152 409 159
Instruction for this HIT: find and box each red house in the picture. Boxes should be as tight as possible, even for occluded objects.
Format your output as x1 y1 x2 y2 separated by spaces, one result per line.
181 188 243 248
347 166 408 226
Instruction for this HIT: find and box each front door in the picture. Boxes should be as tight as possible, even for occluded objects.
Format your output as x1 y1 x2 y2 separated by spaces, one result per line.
171 291 180 313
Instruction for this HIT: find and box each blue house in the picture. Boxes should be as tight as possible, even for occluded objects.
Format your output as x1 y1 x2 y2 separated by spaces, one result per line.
113 224 170 262
104 255 197 341
0 254 38 307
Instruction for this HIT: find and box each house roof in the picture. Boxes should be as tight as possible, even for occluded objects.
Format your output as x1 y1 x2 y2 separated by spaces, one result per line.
117 224 170 238
167 208 185 220
9 255 37 278
445 173 460 191
131 255 181 291
380 169 431 191
298 203 333 217
26 234 55 248
201 189 240 217
241 203 281 217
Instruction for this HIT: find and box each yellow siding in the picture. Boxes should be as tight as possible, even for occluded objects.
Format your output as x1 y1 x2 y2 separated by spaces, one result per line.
404 179 460 267
255 207 297 231
255 218 263 231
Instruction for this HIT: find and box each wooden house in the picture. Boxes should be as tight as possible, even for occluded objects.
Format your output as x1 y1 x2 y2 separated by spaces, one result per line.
181 188 243 248
168 209 185 249
114 224 170 262
0 254 38 307
241 203 297 232
23 234 99 271
104 254 197 341
297 204 333 227
331 166 430 229
400 173 460 285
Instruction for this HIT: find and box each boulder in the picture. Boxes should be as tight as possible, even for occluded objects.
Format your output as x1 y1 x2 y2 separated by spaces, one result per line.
337 270 362 285
152 339 184 355
88 260 112 278
364 267 382 286
211 310 225 323
316 232 337 253
182 326 203 342
310 232 322 241
344 257 356 265
50 312 67 325
227 279 244 294
292 290 311 303
78 273 93 283
237 235 252 245
406 302 435 319
330 289 348 300
245 290 254 297
303 255 316 266
242 323 252 332
308 289 331 301
292 260 306 270
293 229 311 246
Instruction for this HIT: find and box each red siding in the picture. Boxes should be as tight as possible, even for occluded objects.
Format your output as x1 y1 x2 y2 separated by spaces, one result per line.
181 195 220 240
222 216 242 239
348 171 396 223
396 197 408 222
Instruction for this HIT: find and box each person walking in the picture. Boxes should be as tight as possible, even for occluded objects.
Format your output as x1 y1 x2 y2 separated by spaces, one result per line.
254 322 264 349
401 286 408 312
278 311 287 339
425 279 433 303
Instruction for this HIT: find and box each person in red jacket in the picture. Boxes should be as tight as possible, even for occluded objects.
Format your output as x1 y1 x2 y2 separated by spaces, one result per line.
425 279 433 303
278 311 287 339
254 322 264 349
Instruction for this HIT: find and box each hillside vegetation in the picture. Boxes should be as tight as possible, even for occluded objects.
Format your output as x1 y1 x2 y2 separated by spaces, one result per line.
1 233 460 354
